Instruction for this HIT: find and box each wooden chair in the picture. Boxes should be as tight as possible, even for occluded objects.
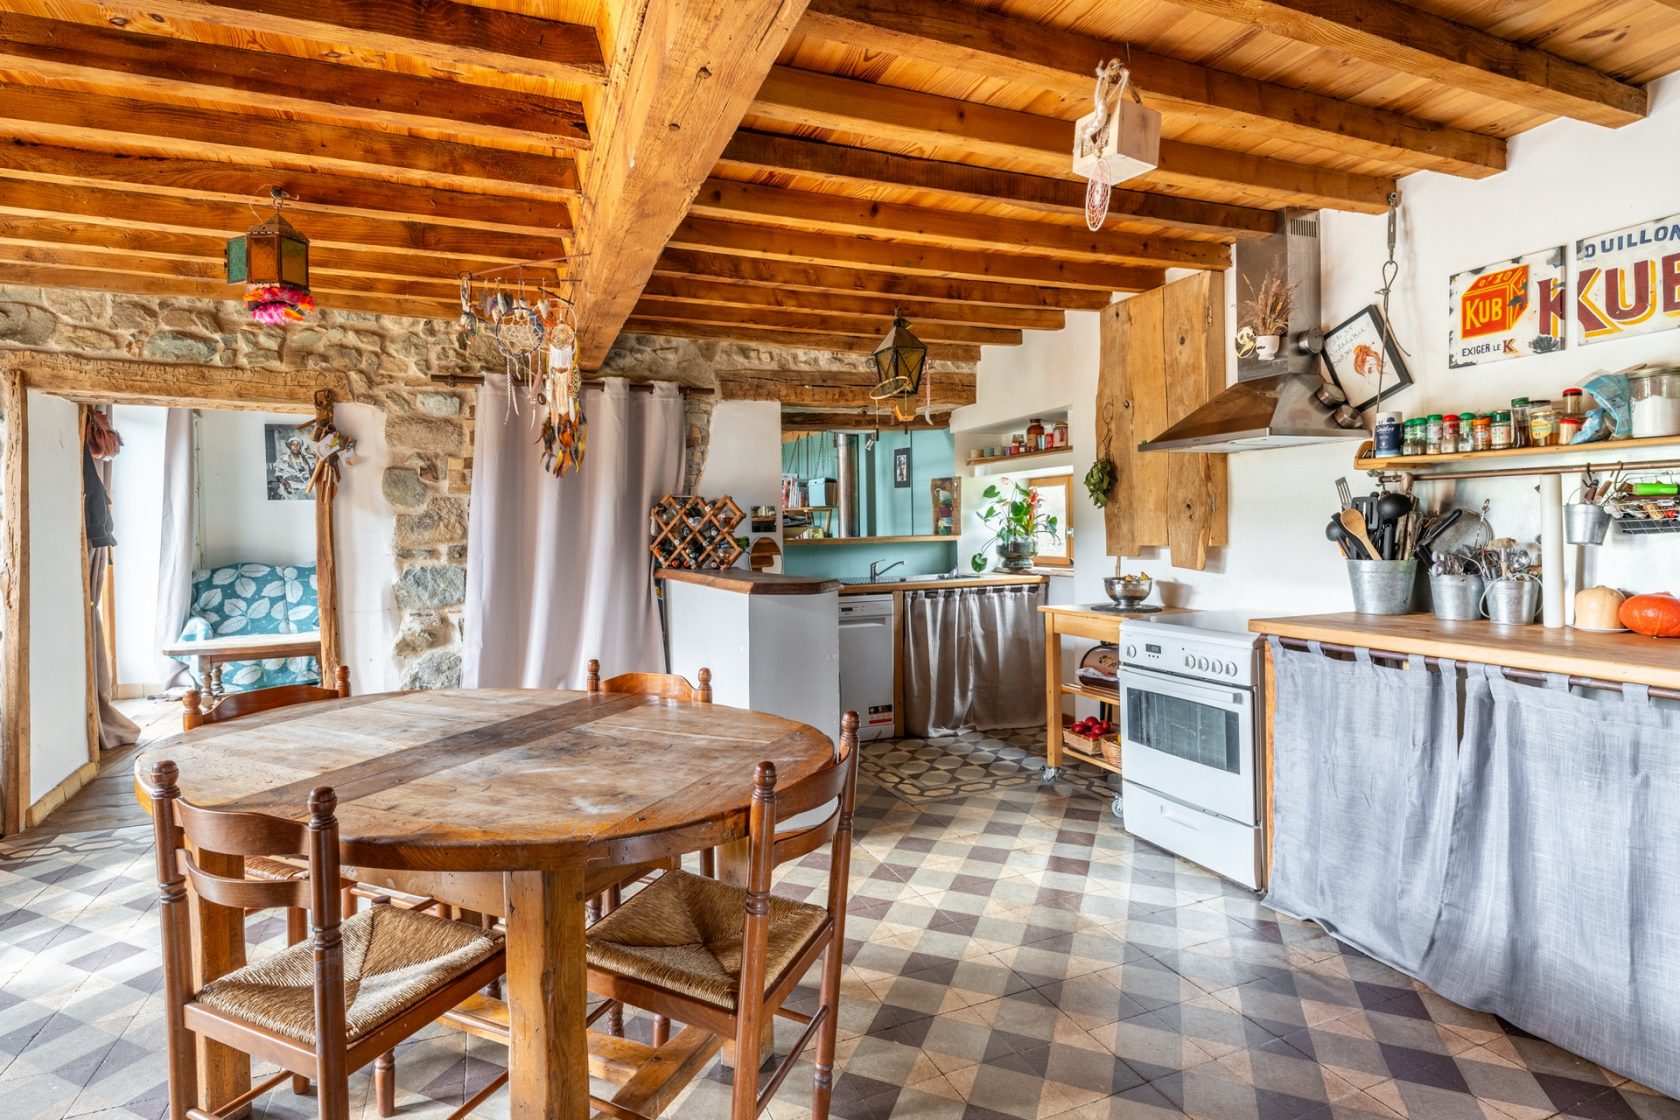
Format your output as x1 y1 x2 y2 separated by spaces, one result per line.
586 659 712 703
143 760 508 1120
582 711 860 1120
183 663 351 731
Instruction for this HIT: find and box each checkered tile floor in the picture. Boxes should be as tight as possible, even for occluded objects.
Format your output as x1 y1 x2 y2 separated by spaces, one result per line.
3 731 1676 1120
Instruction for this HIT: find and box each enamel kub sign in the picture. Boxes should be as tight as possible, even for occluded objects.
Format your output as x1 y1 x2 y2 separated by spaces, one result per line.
1576 213 1680 346
1448 247 1567 368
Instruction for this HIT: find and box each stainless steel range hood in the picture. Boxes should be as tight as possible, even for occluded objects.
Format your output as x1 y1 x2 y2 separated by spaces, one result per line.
1142 210 1367 454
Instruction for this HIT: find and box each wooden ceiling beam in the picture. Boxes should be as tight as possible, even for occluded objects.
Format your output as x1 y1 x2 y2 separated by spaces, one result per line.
753 67 1395 212
639 275 1066 330
1157 0 1645 127
690 178 1229 270
0 144 571 235
0 84 578 197
670 217 1164 292
625 320 984 362
631 298 1024 345
0 179 562 262
71 0 607 86
720 370 976 409
798 0 1506 177
654 248 1114 310
782 410 952 431
0 12 590 150
569 0 810 370
718 132 1275 239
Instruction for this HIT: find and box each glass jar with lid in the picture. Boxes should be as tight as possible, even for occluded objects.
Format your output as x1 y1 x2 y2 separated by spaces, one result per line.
1490 410 1515 450
1425 414 1444 455
1472 415 1493 451
1458 413 1477 453
1561 388 1586 417
1629 369 1680 438
1508 398 1530 448
1026 418 1045 451
1527 400 1557 447
1402 417 1427 456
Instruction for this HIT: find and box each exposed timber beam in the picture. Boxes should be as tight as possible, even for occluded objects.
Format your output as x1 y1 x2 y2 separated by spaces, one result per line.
782 410 953 430
719 370 976 409
631 298 1024 345
689 179 1229 269
753 67 1395 212
624 320 983 361
54 0 608 87
798 0 1506 177
0 12 590 150
570 0 810 370
718 131 1275 238
1156 0 1646 127
669 218 1165 292
639 275 1066 330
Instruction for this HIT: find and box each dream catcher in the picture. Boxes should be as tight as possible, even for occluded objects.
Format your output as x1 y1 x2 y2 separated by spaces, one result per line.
1072 59 1162 232
536 298 587 476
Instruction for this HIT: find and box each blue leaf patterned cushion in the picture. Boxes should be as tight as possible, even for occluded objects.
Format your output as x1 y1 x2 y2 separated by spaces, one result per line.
179 563 320 692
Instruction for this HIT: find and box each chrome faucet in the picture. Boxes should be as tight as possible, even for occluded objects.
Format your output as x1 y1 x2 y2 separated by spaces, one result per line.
868 559 905 581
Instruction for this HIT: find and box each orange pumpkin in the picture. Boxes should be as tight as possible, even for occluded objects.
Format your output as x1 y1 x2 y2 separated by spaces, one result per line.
1619 593 1680 638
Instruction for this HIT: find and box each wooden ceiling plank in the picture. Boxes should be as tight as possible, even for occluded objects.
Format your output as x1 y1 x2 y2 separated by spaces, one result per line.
654 248 1114 310
0 12 590 150
0 84 578 196
0 144 572 235
623 319 984 360
84 0 607 86
753 67 1395 212
718 131 1275 238
1157 0 1646 127
570 0 811 370
798 0 1505 177
690 178 1230 269
0 178 562 262
671 217 1165 292
721 370 974 409
639 275 1065 330
630 298 1024 345
782 410 953 430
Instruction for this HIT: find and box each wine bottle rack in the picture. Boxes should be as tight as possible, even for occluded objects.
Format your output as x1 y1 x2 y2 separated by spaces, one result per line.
648 494 746 570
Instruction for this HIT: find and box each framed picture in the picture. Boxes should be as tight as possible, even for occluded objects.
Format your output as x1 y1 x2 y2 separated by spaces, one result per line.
1577 215 1680 346
1447 246 1567 365
893 446 911 487
265 423 317 501
1032 473 1073 567
1322 305 1412 412
930 476 958 536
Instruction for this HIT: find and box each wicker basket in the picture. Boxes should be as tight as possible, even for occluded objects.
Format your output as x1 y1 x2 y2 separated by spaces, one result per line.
1062 729 1123 771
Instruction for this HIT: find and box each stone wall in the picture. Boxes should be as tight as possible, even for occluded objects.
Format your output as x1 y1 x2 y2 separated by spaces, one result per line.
0 285 973 688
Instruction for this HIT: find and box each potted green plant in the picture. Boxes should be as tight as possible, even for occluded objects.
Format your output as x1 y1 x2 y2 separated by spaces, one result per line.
970 478 1059 572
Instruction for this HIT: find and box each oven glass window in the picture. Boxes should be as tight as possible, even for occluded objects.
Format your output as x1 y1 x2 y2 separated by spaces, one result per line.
1126 689 1240 773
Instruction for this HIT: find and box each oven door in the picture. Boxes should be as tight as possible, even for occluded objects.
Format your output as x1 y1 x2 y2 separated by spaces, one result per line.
1120 664 1257 824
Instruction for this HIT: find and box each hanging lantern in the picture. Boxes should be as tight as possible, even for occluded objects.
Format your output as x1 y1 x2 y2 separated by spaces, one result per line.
227 187 315 324
870 308 927 399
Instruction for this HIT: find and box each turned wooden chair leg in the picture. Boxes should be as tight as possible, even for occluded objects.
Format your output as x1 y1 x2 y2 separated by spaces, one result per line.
700 848 716 878
374 1051 396 1118
652 1016 670 1047
282 908 312 1095
812 942 843 1120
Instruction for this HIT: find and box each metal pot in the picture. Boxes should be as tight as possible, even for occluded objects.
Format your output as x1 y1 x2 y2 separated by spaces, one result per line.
1482 578 1541 625
1428 572 1484 621
995 539 1037 572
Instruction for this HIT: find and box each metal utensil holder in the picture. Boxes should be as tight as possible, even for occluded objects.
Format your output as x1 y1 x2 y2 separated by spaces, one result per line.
1563 502 1611 545
1428 572 1484 621
1346 558 1418 615
1482 578 1541 625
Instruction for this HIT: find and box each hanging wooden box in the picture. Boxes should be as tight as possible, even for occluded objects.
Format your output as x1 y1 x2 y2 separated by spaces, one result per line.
1072 95 1161 183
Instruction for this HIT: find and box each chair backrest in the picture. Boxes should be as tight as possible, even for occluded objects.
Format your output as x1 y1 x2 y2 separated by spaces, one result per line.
184 664 351 730
143 759 349 1056
586 658 712 703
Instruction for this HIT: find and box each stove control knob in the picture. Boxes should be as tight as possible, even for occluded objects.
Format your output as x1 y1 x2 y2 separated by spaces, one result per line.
1183 653 1196 670
1226 660 1239 677
1195 655 1209 672
1124 644 1137 659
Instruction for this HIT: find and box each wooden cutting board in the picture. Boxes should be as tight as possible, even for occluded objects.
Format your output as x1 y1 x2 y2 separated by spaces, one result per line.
1096 270 1229 570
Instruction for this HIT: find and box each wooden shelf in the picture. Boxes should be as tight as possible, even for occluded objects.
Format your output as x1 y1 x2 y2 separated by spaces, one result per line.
968 445 1073 468
1062 681 1120 704
783 534 959 546
1353 434 1680 471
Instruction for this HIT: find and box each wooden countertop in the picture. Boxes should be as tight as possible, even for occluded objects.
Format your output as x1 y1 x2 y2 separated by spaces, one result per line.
1250 612 1680 691
656 568 840 595
836 573 1044 596
1040 603 1185 622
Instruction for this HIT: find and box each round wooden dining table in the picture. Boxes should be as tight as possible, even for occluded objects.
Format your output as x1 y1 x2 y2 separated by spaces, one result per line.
133 687 836 1120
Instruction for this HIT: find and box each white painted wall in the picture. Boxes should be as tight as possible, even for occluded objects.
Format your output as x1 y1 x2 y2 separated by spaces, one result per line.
27 392 91 803
332 403 398 695
698 400 783 569
198 409 316 568
959 74 1680 615
109 405 167 689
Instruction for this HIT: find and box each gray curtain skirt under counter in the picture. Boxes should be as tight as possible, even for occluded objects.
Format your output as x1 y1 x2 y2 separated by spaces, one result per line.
904 583 1045 736
1266 639 1680 1099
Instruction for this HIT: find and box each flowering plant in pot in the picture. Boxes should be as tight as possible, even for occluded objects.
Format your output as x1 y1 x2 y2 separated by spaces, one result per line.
970 478 1059 572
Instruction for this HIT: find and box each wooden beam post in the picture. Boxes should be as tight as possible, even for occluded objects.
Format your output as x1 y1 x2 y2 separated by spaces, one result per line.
1 368 27 836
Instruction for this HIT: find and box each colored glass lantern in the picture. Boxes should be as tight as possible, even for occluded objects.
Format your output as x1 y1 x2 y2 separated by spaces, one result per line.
227 189 315 324
870 309 928 399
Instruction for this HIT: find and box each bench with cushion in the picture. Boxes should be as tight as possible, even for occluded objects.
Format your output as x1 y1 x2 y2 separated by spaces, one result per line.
177 562 320 692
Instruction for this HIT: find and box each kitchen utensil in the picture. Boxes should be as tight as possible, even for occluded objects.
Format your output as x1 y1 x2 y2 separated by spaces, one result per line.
1339 507 1381 562
1335 477 1353 510
1428 571 1484 621
1482 578 1541 625
1325 517 1369 560
1102 574 1153 605
1346 558 1418 615
1564 502 1612 545
1414 509 1464 566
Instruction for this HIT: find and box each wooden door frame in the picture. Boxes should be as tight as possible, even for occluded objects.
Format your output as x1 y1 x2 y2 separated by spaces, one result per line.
0 352 350 835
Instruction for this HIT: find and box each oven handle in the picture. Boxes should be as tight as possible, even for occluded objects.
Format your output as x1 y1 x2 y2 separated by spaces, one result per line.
1119 666 1249 709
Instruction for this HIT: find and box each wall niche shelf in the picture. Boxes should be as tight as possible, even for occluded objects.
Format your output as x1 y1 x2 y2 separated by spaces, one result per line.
968 445 1074 469
1354 435 1680 477
784 534 958 547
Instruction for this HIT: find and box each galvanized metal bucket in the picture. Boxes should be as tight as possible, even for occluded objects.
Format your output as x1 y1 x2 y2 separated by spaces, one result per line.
1429 572 1485 621
1564 502 1612 546
1482 578 1541 625
1346 558 1418 615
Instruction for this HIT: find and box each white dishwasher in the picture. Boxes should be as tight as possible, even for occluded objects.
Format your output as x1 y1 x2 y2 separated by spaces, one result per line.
838 594 895 740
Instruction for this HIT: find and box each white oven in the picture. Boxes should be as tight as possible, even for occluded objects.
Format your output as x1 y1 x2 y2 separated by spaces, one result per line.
1120 663 1256 824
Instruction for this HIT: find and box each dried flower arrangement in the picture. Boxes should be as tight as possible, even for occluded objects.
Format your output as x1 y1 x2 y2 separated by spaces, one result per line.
1241 271 1298 338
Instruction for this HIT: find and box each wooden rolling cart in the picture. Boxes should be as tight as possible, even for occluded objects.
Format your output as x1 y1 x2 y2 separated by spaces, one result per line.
1039 604 1125 817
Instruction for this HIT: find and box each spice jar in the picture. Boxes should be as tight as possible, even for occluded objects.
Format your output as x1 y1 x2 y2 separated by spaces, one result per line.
1402 417 1427 456
1472 414 1493 451
1490 409 1515 450
1440 413 1460 453
1558 415 1584 445
1053 420 1069 448
1423 414 1443 455
1373 411 1403 458
1527 400 1556 447
1561 388 1585 417
1509 398 1530 448
1458 413 1477 453
1629 369 1680 438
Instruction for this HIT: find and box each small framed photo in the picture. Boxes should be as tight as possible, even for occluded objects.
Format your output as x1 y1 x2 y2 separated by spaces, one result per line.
893 446 911 487
265 423 317 501
930 476 958 536
1323 305 1412 413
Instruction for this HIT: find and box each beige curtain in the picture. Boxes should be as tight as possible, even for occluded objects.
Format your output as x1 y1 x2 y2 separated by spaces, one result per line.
152 408 196 689
904 583 1046 736
461 379 686 689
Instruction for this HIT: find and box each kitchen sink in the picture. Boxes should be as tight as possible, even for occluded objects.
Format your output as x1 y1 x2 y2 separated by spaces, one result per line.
839 576 907 585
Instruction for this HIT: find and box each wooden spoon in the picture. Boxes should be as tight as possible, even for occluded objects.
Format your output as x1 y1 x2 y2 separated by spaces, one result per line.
1339 507 1382 562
